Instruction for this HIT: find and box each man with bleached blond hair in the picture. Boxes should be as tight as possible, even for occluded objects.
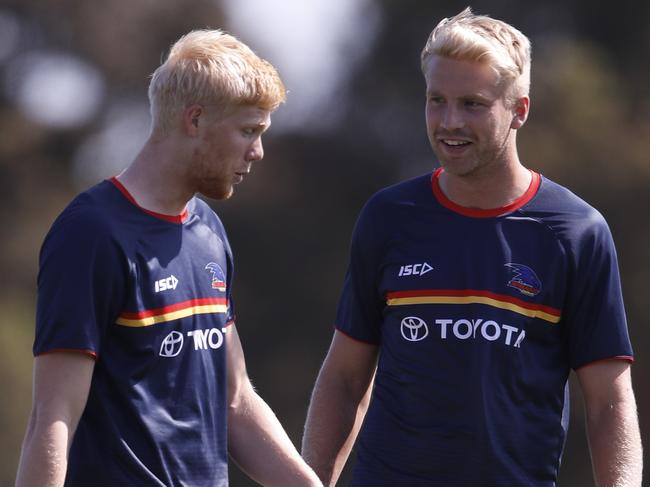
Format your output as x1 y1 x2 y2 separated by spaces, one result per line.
302 8 642 487
16 29 322 487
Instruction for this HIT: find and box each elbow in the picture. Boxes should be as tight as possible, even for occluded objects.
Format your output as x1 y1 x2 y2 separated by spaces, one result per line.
228 377 255 417
342 368 376 408
586 388 639 425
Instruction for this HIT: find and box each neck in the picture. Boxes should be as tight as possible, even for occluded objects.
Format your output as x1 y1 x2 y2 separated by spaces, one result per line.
116 136 193 215
439 159 532 210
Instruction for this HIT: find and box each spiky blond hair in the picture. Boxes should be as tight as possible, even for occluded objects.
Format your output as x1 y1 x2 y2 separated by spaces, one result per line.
421 7 531 101
149 29 286 135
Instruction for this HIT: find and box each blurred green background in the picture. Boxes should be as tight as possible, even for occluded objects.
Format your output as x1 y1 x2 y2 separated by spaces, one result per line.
1 0 648 485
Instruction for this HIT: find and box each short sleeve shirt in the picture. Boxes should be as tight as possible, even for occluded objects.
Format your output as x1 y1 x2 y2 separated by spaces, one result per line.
336 170 633 486
35 179 234 486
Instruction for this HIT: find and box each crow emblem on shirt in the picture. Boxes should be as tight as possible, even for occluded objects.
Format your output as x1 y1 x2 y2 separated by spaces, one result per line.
205 262 227 292
504 263 541 297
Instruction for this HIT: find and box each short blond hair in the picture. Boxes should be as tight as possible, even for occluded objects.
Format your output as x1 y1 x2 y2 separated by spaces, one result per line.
421 7 531 101
149 29 286 135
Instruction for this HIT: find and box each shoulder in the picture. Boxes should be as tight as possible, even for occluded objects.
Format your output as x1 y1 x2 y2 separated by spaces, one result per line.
41 181 126 261
188 197 233 259
532 176 598 212
49 181 120 238
348 173 432 253
191 195 220 217
359 173 433 221
526 175 614 253
190 196 228 235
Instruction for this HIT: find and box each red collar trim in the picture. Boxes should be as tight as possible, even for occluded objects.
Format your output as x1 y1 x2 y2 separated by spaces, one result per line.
109 177 189 224
430 168 540 218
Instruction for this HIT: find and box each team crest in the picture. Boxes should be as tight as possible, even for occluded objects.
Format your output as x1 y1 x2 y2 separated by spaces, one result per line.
205 262 226 291
504 263 541 297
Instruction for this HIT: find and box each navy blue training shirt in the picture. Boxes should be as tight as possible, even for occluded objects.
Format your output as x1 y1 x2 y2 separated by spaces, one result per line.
34 178 234 486
336 169 633 487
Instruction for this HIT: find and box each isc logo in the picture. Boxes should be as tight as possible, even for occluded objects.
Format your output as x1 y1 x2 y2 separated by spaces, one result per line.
155 275 179 293
398 262 433 277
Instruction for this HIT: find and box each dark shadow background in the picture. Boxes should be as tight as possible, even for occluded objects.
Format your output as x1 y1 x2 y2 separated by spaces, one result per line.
1 1 648 485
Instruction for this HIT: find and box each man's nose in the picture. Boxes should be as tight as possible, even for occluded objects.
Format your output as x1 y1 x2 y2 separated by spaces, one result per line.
248 137 264 161
440 105 465 130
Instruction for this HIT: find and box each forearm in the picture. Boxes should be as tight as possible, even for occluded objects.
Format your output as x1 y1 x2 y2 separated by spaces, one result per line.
302 372 371 486
15 418 72 487
15 353 93 487
586 395 643 486
228 384 321 487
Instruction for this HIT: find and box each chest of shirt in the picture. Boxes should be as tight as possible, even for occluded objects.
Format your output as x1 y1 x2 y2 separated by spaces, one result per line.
119 223 230 313
375 214 568 356
105 221 233 363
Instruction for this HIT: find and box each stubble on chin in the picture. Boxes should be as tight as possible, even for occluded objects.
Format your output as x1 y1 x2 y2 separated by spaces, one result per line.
199 182 233 201
190 163 233 201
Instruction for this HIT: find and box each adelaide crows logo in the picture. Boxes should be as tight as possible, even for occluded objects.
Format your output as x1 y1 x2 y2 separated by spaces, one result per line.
205 262 226 291
504 263 541 297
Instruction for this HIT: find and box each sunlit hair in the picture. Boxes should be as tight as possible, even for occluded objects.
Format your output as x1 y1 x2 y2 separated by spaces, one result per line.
148 29 286 135
421 7 531 102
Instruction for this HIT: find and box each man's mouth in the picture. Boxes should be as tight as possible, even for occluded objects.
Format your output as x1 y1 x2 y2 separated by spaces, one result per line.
441 139 471 147
234 170 250 183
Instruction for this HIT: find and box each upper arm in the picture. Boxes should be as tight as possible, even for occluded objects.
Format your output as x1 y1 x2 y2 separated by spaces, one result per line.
30 352 95 434
562 212 633 369
225 324 251 406
35 205 126 356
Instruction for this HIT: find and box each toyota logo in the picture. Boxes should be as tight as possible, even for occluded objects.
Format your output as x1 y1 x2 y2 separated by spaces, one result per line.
160 331 184 357
400 316 429 342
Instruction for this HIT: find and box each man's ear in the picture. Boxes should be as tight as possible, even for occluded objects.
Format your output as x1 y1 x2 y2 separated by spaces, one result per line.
510 96 530 130
183 104 204 136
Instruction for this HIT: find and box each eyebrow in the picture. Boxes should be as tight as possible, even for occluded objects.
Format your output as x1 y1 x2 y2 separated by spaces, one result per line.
248 120 271 132
426 90 494 101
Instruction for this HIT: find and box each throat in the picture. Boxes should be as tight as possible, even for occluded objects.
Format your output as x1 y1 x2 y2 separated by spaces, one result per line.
439 167 532 210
